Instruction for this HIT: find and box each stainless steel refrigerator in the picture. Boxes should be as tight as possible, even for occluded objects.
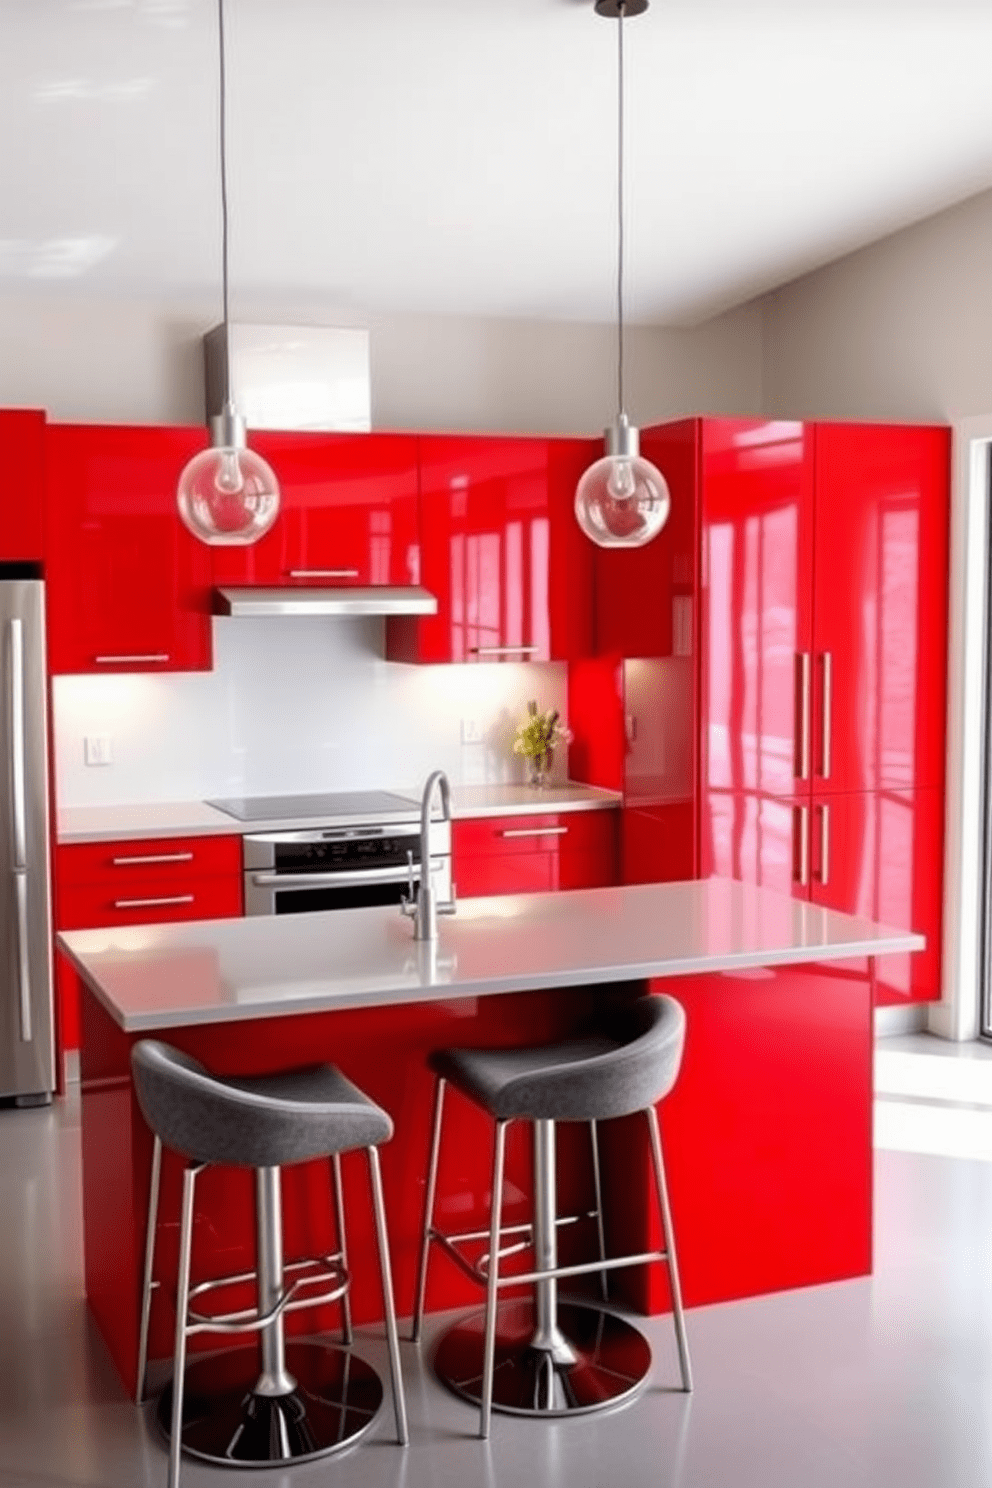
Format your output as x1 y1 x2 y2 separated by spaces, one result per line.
0 574 55 1104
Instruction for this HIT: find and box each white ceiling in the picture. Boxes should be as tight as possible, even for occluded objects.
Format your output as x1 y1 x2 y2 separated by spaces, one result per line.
3 0 992 327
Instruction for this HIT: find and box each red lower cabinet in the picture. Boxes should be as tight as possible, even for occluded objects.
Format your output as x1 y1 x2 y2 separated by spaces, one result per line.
452 810 619 898
808 787 943 1007
54 835 243 1050
700 785 943 1005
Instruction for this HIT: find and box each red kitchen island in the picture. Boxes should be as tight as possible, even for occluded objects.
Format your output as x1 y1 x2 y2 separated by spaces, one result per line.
58 878 922 1399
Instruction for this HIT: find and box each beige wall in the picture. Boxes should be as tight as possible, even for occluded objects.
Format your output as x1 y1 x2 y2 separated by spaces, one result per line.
0 292 763 434
760 186 992 423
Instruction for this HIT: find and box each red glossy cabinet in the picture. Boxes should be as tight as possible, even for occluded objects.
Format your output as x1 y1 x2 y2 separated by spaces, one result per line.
45 425 213 674
210 433 420 589
594 420 700 662
387 436 596 664
0 410 46 560
54 834 243 1049
811 424 949 796
452 810 619 898
697 418 950 1005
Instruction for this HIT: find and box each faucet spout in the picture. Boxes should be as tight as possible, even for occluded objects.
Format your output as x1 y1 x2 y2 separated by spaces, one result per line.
400 770 456 941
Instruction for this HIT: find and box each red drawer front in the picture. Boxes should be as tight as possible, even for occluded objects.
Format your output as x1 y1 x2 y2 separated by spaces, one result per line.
453 810 619 898
453 810 616 858
57 873 243 929
56 834 242 890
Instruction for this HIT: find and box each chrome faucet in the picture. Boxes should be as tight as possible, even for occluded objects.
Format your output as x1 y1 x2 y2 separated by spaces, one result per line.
401 769 456 940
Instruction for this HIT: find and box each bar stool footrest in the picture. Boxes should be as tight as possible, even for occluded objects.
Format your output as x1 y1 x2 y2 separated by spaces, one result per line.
157 1339 384 1466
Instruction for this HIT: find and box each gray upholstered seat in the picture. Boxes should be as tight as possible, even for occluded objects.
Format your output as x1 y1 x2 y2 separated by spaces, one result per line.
131 1040 393 1169
428 995 685 1123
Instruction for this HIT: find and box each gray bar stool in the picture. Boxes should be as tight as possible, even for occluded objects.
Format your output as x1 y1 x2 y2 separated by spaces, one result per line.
131 1040 408 1488
411 994 692 1436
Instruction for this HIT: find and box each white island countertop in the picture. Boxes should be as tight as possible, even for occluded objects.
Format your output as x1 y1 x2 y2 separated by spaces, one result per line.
58 879 924 1034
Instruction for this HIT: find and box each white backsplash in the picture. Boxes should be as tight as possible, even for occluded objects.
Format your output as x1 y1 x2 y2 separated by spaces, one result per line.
51 616 569 808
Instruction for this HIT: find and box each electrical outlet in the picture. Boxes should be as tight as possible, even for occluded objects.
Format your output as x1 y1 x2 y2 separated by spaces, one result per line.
461 717 484 745
84 734 113 767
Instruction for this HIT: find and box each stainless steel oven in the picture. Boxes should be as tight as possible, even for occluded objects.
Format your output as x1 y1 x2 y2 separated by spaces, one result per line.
243 821 452 917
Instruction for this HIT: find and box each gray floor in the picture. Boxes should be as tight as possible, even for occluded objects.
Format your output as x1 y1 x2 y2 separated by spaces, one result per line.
3 1054 992 1488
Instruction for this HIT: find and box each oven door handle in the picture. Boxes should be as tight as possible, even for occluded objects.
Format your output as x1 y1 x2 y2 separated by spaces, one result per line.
249 864 436 890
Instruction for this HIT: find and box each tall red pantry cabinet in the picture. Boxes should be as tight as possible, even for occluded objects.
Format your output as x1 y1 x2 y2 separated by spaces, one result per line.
582 416 949 1008
697 418 948 1007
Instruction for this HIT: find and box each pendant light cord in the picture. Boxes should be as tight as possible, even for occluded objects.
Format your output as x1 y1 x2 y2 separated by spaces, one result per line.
218 0 232 407
616 1 626 423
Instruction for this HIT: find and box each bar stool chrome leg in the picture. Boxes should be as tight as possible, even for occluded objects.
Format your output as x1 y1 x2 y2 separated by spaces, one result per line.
367 1145 409 1445
330 1152 353 1347
168 1164 199 1488
158 1154 392 1471
136 1133 162 1404
411 1075 446 1344
588 1119 609 1303
646 1106 692 1393
435 1114 654 1425
479 1118 508 1440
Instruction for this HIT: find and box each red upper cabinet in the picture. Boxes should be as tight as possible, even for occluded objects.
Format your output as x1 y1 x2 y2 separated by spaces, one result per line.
700 420 814 801
0 410 46 561
811 424 950 796
45 425 213 675
594 419 700 660
210 433 420 589
386 435 596 664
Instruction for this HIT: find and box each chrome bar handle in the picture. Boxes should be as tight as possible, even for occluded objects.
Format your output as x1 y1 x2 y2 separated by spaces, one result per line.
9 619 26 869
113 894 195 910
469 645 539 656
112 851 194 866
94 653 170 665
820 651 833 779
817 804 830 887
795 651 811 781
499 826 569 839
793 805 809 888
14 870 31 1042
286 569 359 579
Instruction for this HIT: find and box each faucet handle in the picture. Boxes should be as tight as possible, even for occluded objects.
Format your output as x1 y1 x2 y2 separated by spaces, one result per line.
399 850 417 920
438 882 457 918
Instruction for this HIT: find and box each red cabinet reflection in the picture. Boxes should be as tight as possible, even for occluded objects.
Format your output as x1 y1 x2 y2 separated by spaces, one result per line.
388 436 595 664
210 432 420 589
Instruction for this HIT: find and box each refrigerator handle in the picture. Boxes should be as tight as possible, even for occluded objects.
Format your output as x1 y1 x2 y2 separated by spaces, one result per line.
8 618 27 870
14 870 31 1042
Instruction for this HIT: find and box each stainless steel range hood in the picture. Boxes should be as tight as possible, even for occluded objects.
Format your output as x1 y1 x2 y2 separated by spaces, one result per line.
213 586 437 618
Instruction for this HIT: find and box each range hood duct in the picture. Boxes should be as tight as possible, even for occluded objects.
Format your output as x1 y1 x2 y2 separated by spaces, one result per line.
214 586 437 618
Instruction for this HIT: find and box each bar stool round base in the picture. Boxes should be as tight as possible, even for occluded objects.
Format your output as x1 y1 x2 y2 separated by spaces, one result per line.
434 1300 652 1418
157 1341 384 1466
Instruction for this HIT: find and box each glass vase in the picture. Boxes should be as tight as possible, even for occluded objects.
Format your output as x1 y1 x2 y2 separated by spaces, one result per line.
527 749 553 789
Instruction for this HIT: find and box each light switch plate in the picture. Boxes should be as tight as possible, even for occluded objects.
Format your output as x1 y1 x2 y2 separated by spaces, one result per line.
461 718 483 745
84 734 113 767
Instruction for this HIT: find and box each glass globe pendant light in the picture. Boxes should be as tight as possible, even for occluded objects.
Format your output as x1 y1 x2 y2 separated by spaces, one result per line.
176 0 279 545
575 0 670 550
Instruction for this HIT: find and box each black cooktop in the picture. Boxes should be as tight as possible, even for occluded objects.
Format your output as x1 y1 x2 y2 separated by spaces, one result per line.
207 790 421 823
